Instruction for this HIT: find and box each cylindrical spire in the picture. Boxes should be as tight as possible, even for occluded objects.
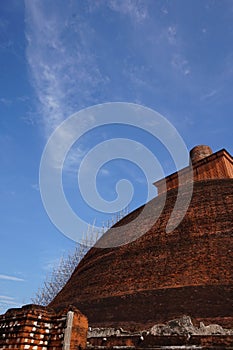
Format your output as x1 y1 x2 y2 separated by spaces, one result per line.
190 145 213 163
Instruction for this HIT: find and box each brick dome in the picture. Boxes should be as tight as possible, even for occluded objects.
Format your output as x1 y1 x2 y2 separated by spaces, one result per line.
49 148 233 330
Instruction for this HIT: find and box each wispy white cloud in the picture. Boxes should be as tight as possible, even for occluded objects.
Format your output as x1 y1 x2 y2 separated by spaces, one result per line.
0 18 8 30
42 257 61 272
0 274 25 282
0 295 21 314
0 295 15 301
171 53 190 76
21 112 39 126
17 95 30 103
0 97 12 106
31 183 39 191
24 0 152 140
161 6 168 15
0 295 19 308
200 89 218 101
63 146 88 173
24 0 107 136
98 168 111 177
163 24 191 76
87 0 148 22
167 26 177 45
156 23 191 77
0 18 10 51
25 0 193 146
107 0 148 22
0 300 20 306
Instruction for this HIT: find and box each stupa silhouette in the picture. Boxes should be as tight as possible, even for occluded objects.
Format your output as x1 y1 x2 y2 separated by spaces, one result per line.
50 145 233 330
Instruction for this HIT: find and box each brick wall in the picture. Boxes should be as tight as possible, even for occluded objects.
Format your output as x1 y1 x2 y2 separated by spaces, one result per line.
154 149 233 195
0 305 88 350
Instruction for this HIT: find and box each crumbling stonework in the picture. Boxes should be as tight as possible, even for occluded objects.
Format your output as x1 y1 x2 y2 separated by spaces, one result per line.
0 304 88 350
150 315 233 336
87 316 233 349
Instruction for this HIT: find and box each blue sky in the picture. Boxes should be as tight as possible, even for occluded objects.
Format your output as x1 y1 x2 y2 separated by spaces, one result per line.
1 0 233 313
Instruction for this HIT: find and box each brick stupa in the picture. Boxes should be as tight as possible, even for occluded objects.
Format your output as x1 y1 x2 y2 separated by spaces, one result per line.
50 145 233 330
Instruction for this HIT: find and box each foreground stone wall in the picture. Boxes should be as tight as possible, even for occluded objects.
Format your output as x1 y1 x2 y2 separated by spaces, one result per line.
1 309 232 350
87 316 233 349
0 304 88 350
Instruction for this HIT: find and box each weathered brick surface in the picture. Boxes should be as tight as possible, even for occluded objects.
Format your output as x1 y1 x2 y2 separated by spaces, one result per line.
70 309 88 350
0 304 88 350
50 178 233 330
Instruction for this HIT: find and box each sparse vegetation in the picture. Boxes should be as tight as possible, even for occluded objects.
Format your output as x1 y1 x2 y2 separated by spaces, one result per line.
32 207 129 306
